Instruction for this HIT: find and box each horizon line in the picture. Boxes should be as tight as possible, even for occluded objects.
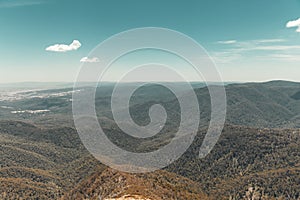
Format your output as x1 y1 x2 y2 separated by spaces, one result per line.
0 79 299 85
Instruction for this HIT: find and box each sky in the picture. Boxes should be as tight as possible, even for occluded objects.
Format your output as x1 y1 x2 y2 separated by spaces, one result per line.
0 0 300 83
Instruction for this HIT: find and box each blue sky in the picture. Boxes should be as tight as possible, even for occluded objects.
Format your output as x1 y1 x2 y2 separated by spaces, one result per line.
0 0 300 82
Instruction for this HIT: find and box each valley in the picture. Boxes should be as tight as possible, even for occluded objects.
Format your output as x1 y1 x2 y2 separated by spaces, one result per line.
0 81 300 199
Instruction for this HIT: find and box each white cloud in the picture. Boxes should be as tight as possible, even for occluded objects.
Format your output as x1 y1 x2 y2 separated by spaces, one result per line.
268 54 300 61
217 40 237 44
253 45 300 51
254 39 286 43
212 38 300 64
286 18 300 32
46 40 81 52
215 38 297 52
80 57 100 63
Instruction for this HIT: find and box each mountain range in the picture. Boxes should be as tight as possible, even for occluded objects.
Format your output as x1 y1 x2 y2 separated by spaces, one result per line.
0 80 299 199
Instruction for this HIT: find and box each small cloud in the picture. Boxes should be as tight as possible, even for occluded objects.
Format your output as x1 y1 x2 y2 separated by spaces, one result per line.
217 40 237 44
46 40 81 52
255 39 286 43
264 53 300 62
80 57 100 63
286 18 300 32
211 37 299 64
253 45 300 51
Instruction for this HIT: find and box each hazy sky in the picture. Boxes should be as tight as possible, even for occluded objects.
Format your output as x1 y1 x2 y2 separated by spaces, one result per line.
0 0 300 83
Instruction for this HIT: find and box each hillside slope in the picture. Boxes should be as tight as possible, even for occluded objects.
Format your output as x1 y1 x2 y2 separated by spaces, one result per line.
62 168 209 200
0 121 101 200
